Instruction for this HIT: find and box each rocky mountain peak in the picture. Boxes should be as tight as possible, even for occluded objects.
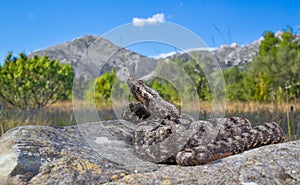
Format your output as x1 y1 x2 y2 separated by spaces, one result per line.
30 35 101 68
29 31 300 79
30 35 157 80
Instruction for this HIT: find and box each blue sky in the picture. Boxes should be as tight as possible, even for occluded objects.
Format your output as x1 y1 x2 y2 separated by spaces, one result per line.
1 0 300 61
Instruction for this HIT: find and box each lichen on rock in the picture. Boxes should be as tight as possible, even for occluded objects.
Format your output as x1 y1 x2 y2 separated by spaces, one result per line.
0 122 299 185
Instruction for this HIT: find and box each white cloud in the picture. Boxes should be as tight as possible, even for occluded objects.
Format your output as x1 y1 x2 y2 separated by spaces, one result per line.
152 51 177 59
133 13 165 27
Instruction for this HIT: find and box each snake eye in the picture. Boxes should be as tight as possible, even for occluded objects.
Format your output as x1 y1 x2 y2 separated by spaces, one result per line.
165 115 171 120
138 80 144 84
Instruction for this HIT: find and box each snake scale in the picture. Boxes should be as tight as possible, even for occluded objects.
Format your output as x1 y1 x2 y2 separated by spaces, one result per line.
121 76 284 166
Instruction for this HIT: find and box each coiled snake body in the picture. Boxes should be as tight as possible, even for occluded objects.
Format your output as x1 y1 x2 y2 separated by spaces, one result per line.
122 76 284 166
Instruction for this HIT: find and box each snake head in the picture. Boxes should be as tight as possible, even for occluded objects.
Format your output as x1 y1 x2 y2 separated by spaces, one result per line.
127 74 159 105
127 74 135 90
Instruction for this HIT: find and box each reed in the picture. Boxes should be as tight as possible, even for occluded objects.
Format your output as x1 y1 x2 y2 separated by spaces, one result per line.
0 101 299 141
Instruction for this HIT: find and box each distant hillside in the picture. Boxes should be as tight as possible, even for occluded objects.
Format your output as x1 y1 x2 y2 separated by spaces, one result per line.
163 31 300 68
31 35 98 68
164 39 261 68
30 31 300 79
30 35 157 80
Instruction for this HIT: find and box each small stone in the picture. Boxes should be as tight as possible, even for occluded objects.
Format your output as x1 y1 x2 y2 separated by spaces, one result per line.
255 162 262 166
120 173 127 177
242 182 258 185
111 175 119 181
246 160 254 165
163 175 170 179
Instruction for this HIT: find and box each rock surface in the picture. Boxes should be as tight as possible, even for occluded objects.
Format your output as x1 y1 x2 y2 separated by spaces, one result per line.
30 34 261 77
0 121 299 185
165 39 261 68
30 32 300 74
30 35 157 81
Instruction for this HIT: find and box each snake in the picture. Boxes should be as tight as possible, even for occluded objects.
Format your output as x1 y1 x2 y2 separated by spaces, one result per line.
121 75 284 166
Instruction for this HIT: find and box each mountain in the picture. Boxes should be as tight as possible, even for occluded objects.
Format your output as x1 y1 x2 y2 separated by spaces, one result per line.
164 39 261 68
31 35 98 69
30 31 300 80
30 35 157 81
30 34 261 81
166 31 300 68
212 40 261 67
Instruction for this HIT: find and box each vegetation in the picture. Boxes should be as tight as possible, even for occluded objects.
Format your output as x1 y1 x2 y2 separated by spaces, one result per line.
0 53 74 111
84 69 127 108
1 101 299 141
0 29 300 141
224 30 300 102
148 78 180 105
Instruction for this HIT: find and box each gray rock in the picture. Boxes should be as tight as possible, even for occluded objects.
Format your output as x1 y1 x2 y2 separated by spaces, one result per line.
106 140 300 185
0 121 299 185
0 123 133 185
30 35 157 81
166 31 300 68
212 40 261 67
166 40 261 68
30 32 300 80
30 35 98 68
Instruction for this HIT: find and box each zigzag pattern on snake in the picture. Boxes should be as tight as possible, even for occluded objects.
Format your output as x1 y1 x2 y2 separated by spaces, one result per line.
122 75 284 166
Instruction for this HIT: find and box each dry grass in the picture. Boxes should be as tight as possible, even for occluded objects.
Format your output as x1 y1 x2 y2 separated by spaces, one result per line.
0 100 299 141
225 101 299 141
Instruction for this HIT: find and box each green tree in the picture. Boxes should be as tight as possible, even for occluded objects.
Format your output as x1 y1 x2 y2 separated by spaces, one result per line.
248 30 300 101
147 78 180 105
221 29 300 102
224 66 247 101
276 31 300 99
85 69 126 107
163 55 211 101
0 52 74 111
